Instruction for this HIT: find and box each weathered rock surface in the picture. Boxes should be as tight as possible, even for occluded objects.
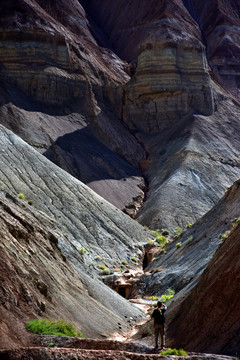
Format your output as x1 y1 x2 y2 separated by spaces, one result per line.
136 91 240 229
139 179 240 298
166 187 240 355
0 124 153 348
0 0 147 213
1 0 240 231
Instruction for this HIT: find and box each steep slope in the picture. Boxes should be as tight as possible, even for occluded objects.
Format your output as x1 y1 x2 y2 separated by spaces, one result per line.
0 124 152 347
0 0 146 213
166 186 240 355
1 0 240 230
135 90 240 229
84 0 240 229
139 179 240 298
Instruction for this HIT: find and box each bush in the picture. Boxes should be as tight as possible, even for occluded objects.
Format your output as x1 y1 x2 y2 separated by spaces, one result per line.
25 319 84 337
176 242 182 249
17 193 26 200
78 248 87 255
156 235 167 246
160 348 188 356
159 288 175 303
101 269 110 275
131 257 138 263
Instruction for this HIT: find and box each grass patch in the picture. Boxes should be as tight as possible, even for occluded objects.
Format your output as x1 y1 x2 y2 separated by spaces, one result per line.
25 319 84 337
160 348 188 356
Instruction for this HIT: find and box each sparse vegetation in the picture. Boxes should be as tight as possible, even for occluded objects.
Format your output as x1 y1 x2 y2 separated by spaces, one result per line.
160 348 188 356
121 260 127 265
187 235 193 244
152 230 168 247
17 192 26 200
159 288 175 303
78 248 87 255
25 319 84 337
98 264 110 275
176 242 182 249
98 264 108 270
101 269 110 275
131 257 138 263
156 235 167 246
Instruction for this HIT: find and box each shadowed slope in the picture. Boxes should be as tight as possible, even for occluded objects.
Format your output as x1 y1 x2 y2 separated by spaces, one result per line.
166 183 240 355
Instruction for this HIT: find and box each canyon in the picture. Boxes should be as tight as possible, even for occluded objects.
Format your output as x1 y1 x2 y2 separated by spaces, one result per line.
0 0 240 358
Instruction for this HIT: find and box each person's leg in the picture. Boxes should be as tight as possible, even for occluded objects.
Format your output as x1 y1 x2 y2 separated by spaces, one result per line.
159 324 165 349
154 324 160 348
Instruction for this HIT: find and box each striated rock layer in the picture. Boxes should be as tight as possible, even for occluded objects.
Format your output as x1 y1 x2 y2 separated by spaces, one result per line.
0 0 147 213
123 36 214 134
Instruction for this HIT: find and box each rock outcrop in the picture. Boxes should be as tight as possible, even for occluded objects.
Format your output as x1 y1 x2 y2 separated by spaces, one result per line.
166 185 240 355
123 36 213 134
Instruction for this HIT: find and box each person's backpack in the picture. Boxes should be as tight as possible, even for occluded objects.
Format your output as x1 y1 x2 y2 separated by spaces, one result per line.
154 308 165 324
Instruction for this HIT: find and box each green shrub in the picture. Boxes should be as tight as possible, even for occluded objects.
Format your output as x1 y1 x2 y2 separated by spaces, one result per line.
98 264 108 270
101 269 110 275
131 257 138 263
159 288 175 303
156 235 167 246
121 260 127 266
160 348 188 356
176 242 182 249
78 248 87 255
17 193 26 200
25 319 84 337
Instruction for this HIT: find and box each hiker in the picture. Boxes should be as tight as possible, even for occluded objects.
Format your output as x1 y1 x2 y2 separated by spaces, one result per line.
151 300 167 350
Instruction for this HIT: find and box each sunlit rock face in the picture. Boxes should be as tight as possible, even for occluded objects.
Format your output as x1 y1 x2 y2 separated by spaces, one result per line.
124 35 214 134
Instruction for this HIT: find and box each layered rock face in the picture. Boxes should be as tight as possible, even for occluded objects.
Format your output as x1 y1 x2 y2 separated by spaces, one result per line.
0 0 147 213
123 36 214 134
